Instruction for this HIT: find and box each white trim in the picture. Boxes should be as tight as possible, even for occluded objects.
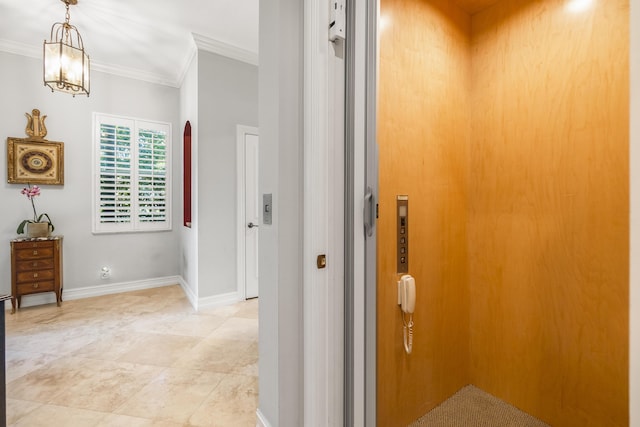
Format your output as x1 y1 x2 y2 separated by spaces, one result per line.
197 292 240 311
0 39 39 59
303 0 337 424
91 61 181 88
256 409 273 427
3 277 242 314
0 39 182 88
6 276 182 311
237 125 260 302
178 276 198 310
92 113 172 234
0 35 255 88
192 33 259 66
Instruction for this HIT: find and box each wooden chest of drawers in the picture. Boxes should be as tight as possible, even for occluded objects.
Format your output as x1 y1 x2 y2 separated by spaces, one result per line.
10 237 63 313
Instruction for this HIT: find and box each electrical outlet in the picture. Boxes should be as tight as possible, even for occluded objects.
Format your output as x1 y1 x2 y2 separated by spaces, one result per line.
100 266 111 279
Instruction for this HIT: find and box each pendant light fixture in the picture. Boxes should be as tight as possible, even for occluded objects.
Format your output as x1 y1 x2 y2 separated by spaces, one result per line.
43 0 90 96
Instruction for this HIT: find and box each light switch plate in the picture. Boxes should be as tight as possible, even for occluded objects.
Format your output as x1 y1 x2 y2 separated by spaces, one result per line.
263 193 273 225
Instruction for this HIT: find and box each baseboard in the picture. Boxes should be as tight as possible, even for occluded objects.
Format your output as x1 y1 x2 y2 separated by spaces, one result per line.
256 409 273 427
177 276 198 309
4 276 183 311
3 277 242 313
198 291 240 311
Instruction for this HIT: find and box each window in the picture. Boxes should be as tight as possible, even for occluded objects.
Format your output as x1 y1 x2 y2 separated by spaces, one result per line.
93 113 171 233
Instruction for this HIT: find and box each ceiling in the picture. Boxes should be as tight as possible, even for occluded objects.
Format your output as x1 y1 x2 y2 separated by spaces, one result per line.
0 0 259 87
0 0 502 88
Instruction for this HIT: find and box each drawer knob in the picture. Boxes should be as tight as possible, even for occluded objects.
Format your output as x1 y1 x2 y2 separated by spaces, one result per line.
33 250 38 255
33 283 39 289
33 273 39 278
32 262 38 267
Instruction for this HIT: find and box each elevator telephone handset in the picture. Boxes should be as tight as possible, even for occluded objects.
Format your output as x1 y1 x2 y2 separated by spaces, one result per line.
398 274 416 354
399 274 415 314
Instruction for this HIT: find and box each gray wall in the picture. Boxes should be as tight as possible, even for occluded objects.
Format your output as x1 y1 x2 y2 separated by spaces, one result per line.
0 52 181 296
196 51 258 299
258 0 304 424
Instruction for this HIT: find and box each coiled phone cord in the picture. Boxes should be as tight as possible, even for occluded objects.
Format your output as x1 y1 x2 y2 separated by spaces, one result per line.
403 313 413 354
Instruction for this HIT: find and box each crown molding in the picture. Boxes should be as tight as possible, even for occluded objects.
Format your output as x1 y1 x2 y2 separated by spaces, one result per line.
192 33 259 66
0 34 259 89
91 62 180 88
0 38 40 59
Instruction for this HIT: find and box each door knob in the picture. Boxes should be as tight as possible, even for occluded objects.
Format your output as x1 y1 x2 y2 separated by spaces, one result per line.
248 222 259 229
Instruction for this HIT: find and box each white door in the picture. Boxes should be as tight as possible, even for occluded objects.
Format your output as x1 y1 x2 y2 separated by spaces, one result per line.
238 126 260 300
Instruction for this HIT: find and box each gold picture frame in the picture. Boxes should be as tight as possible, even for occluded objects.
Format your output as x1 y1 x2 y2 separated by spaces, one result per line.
7 137 64 185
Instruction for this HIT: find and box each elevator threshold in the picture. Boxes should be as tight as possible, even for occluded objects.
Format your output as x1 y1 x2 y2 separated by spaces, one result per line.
409 385 550 427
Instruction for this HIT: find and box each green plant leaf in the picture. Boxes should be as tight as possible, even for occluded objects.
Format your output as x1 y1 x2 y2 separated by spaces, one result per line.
17 219 29 234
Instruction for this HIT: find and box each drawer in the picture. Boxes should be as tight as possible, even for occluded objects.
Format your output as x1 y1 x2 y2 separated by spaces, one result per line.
14 247 54 261
13 240 54 250
15 258 55 272
17 269 55 283
17 281 55 295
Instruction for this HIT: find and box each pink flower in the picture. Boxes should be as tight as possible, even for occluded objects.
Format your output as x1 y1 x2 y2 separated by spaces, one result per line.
21 185 41 199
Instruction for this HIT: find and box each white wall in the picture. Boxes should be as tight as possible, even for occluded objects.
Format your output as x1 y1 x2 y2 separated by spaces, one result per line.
179 50 199 303
0 52 181 297
196 51 258 299
258 0 304 425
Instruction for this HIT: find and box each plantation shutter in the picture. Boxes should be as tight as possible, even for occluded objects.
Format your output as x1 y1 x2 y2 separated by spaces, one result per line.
93 113 171 233
137 127 167 223
98 121 132 225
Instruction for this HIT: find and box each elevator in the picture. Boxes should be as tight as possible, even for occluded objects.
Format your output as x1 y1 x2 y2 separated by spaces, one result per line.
375 1 629 426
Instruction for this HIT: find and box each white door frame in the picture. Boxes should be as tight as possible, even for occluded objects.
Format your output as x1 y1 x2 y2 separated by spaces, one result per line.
303 0 345 424
237 125 259 301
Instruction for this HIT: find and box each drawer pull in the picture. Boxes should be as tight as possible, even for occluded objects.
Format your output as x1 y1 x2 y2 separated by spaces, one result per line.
33 273 39 278
32 262 38 267
33 283 39 289
33 250 38 255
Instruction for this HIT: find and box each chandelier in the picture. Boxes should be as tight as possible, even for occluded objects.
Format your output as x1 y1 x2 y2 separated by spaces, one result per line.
43 0 90 96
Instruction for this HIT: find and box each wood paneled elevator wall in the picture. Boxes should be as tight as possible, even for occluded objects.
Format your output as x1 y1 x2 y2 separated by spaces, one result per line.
377 1 629 426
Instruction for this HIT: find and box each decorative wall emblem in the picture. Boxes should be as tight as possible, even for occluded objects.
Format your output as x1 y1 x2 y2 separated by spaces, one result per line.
6 109 64 185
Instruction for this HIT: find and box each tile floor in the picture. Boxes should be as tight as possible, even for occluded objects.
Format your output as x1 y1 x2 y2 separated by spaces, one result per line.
4 285 258 427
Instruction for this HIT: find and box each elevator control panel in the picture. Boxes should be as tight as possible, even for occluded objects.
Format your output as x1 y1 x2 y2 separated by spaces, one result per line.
397 195 409 273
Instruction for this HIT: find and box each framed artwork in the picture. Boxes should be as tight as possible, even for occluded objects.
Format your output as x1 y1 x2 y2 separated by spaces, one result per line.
7 137 64 185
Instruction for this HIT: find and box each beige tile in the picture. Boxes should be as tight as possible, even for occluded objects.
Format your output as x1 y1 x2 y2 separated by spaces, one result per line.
6 325 104 356
10 404 107 427
188 374 258 427
116 333 201 367
167 313 228 337
234 299 259 319
230 341 258 376
73 331 149 361
7 357 96 403
95 413 154 427
46 360 163 412
116 368 225 423
5 285 259 425
6 399 42 425
5 350 61 382
172 338 254 373
207 317 258 342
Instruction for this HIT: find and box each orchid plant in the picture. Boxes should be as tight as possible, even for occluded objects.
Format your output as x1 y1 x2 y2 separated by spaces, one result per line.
17 184 54 234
